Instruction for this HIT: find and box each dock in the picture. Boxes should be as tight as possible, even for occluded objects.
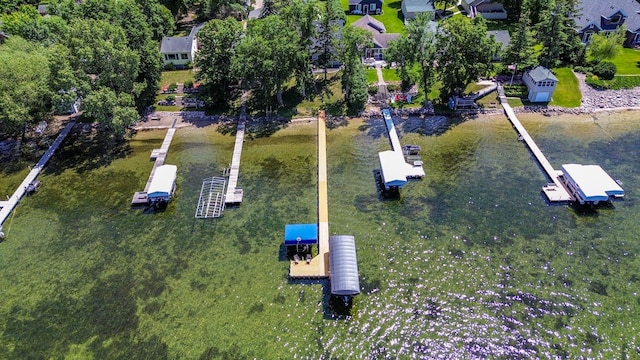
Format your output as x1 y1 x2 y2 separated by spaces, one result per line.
0 119 76 233
498 86 572 202
290 111 330 278
224 119 245 205
131 119 178 206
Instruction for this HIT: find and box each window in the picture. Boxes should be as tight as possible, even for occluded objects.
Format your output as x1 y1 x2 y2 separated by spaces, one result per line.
167 54 177 60
583 31 595 43
370 3 375 11
610 14 622 24
635 33 640 44
181 53 189 60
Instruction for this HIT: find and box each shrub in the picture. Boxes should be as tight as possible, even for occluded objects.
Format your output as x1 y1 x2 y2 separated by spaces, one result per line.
168 83 178 91
573 66 591 74
165 62 175 71
166 94 176 102
503 84 528 98
592 61 616 80
367 85 378 95
184 80 194 88
386 84 399 92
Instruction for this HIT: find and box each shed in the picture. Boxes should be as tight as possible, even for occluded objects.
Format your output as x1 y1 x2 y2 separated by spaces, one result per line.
401 0 435 21
147 165 177 203
329 235 360 296
284 224 318 245
522 66 558 102
561 164 624 204
378 151 408 190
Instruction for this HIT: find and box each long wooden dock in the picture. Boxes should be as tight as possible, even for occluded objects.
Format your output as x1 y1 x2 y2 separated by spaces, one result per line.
0 120 76 233
498 86 572 202
131 119 178 206
224 119 245 205
290 111 330 278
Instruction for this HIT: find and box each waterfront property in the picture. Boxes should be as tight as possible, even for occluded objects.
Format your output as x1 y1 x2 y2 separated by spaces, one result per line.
575 0 640 47
561 164 624 204
523 66 559 103
351 15 399 61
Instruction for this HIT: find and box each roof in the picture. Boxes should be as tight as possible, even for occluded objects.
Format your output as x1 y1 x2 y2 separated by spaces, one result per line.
329 235 360 296
352 15 401 48
526 66 558 82
349 0 382 5
486 30 510 50
576 0 640 32
402 0 435 13
284 224 318 245
562 164 624 202
378 151 408 188
147 165 177 199
160 36 193 54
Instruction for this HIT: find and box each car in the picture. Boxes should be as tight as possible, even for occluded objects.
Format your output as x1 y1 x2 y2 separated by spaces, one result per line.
351 9 362 14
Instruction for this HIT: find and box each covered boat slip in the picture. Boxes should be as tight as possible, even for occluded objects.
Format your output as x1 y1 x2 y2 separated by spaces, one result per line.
329 235 360 296
378 150 408 189
561 164 624 204
146 165 177 203
284 224 318 245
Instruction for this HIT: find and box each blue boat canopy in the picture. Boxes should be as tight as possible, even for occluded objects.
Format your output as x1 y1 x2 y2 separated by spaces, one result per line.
284 224 318 245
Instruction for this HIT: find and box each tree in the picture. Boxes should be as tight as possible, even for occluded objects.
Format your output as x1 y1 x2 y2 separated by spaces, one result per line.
587 26 626 62
405 13 438 105
436 16 499 101
336 26 372 110
0 37 52 136
385 34 416 88
195 17 243 107
234 15 301 106
503 12 538 70
0 5 68 45
281 0 318 98
314 0 345 81
46 44 90 114
82 87 138 134
535 0 583 67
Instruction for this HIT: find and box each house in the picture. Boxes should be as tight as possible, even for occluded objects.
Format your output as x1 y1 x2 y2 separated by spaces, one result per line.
460 0 507 20
349 0 383 15
486 30 510 60
159 23 204 68
522 66 558 103
575 0 640 47
401 0 435 21
351 15 400 60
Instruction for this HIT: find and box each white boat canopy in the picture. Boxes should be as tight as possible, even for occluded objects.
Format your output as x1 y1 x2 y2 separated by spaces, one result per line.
562 164 623 203
378 150 408 189
147 164 177 201
329 235 360 296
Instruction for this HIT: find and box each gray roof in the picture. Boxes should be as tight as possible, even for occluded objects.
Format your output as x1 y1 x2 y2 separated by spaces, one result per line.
402 0 435 13
486 30 510 50
160 36 193 53
352 15 401 48
576 0 640 32
329 235 360 296
527 66 558 82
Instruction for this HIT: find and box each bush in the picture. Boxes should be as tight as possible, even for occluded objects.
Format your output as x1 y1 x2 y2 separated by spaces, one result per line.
573 66 591 74
165 62 175 71
586 75 640 90
184 80 194 88
168 83 178 91
386 84 399 92
503 84 528 98
166 94 176 102
367 85 378 95
592 61 616 80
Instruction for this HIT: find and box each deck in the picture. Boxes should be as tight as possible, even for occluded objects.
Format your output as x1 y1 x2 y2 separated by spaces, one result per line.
131 120 178 206
0 120 76 232
290 111 330 279
498 86 572 202
224 119 245 205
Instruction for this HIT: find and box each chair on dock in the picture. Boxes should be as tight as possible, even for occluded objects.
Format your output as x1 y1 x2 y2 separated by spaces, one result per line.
293 254 301 264
306 254 312 264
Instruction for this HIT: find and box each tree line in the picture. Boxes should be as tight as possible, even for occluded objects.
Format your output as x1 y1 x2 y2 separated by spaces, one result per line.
0 0 173 136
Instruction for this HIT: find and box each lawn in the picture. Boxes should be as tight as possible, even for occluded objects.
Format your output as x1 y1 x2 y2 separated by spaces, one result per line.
366 68 402 84
549 67 581 108
366 68 379 84
609 48 640 75
159 70 195 87
342 0 405 34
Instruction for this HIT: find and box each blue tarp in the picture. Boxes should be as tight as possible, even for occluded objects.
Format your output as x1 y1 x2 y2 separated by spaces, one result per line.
284 224 318 245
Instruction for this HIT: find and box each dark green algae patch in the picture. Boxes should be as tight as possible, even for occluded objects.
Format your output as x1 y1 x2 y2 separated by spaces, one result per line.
0 112 640 359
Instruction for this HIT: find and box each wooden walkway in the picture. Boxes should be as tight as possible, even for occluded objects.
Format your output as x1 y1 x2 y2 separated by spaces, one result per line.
498 86 572 202
290 111 330 278
0 120 76 232
224 119 245 205
131 119 178 206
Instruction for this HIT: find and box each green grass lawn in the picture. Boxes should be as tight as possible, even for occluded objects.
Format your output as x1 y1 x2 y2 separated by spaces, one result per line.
159 70 195 87
549 67 581 108
366 68 379 84
366 68 401 84
342 0 405 34
609 48 640 75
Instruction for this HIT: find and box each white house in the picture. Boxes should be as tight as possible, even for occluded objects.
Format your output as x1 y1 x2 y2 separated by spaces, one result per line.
159 23 204 68
522 66 558 103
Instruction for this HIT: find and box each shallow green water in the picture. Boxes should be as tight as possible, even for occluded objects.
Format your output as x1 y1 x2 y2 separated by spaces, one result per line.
1 111 640 359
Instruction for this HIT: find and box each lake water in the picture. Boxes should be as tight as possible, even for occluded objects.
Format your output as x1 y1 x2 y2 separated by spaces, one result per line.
0 111 639 359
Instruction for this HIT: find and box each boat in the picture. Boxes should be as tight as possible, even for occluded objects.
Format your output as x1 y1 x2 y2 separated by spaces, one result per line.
25 180 41 195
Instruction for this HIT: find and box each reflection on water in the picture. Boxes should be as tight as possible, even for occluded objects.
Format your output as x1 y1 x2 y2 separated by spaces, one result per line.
0 113 639 358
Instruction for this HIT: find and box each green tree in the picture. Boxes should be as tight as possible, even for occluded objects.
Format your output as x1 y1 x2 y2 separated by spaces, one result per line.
281 0 318 98
314 0 345 81
82 87 138 134
337 26 372 109
436 16 499 101
0 5 68 45
0 36 52 136
234 15 301 106
406 13 437 105
587 26 626 62
536 0 583 67
385 34 416 88
503 12 538 69
195 17 243 107
46 44 90 114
